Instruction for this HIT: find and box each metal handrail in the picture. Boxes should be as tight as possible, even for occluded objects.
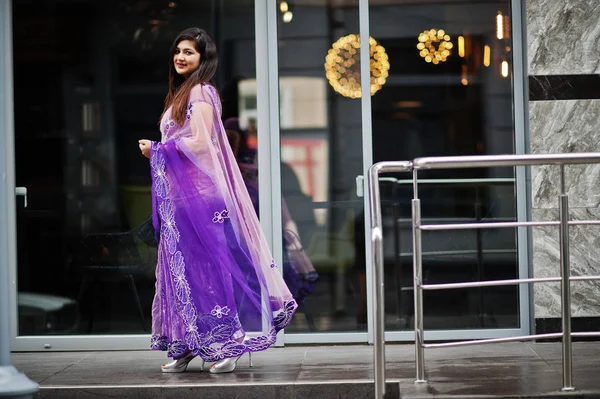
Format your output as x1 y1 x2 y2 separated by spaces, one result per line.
398 249 516 258
367 152 600 399
383 177 515 185
422 275 600 290
418 220 600 230
368 161 412 399
413 153 600 169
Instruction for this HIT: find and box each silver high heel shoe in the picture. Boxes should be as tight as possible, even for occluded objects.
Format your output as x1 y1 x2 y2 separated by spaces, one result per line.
161 352 206 373
209 352 253 374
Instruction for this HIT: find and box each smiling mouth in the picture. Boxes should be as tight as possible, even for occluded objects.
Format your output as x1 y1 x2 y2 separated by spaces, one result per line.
176 63 186 68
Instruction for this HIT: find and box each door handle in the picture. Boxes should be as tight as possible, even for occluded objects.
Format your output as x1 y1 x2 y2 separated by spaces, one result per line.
15 187 27 208
356 175 364 198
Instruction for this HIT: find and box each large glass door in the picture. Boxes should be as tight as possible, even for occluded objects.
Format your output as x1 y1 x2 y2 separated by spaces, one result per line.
7 0 263 351
272 1 368 342
275 0 530 343
369 0 530 341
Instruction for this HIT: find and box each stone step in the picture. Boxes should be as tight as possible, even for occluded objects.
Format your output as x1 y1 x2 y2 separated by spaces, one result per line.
10 343 600 399
37 382 401 398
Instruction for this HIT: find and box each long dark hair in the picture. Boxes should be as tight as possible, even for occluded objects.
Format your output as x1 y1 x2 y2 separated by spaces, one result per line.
161 27 218 125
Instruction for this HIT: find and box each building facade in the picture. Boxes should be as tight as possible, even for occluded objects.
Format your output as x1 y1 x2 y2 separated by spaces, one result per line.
528 0 600 333
0 0 597 352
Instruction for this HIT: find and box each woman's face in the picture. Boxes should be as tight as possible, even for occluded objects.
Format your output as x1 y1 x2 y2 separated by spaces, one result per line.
173 40 201 79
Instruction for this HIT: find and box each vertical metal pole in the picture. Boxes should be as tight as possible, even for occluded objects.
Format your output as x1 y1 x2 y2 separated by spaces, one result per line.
358 0 375 346
475 186 485 327
392 184 402 322
255 0 285 343
559 166 574 391
0 143 10 368
0 0 12 371
368 165 385 399
512 0 534 341
412 169 426 383
560 165 566 195
0 0 38 396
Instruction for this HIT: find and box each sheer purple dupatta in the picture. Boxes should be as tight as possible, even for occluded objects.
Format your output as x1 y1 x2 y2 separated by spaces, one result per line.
239 162 319 306
149 84 297 361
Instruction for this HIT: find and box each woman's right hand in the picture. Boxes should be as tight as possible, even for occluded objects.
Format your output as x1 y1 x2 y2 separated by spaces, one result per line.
139 139 151 158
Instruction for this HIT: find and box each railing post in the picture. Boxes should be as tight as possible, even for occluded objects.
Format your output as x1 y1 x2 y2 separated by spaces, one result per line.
412 169 426 383
368 165 386 399
559 166 574 391
368 154 600 393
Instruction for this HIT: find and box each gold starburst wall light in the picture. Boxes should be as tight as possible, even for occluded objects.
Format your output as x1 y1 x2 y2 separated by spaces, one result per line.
324 34 390 99
417 29 453 64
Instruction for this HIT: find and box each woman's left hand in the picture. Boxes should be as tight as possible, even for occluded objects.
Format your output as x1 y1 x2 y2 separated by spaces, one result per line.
139 139 152 158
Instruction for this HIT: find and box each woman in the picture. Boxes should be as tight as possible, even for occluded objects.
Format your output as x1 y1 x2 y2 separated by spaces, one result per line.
138 27 297 374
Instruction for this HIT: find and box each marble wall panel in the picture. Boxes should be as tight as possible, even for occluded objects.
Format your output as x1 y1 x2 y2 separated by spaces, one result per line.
527 0 600 321
530 100 600 209
531 100 600 318
527 0 600 75
529 75 600 101
533 208 600 318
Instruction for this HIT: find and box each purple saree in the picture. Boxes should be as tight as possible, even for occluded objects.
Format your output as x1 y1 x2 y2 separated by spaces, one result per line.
149 83 297 361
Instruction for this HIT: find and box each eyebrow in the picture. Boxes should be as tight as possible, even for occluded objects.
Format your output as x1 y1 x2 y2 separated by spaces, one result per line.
177 47 196 52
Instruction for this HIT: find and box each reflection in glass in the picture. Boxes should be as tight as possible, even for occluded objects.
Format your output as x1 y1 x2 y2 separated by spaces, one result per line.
11 0 521 339
276 3 366 333
370 0 519 331
13 0 256 335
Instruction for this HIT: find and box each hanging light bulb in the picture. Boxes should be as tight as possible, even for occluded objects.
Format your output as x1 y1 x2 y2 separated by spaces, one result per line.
503 15 511 39
496 12 504 39
458 36 465 58
501 60 509 77
283 11 293 23
483 45 491 67
280 1 289 13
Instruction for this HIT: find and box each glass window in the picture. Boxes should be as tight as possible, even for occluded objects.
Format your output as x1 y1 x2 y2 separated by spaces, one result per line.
276 2 367 333
12 0 257 336
370 0 519 331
